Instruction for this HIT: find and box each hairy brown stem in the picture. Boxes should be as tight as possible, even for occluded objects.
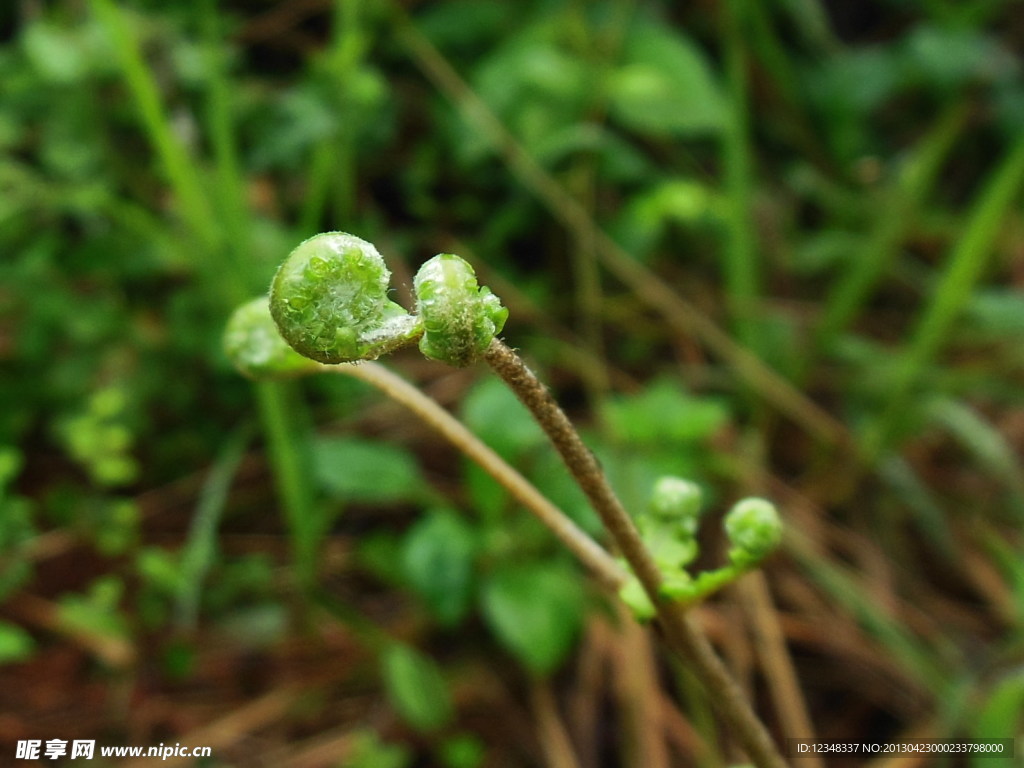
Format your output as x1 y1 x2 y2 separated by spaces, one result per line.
484 338 788 768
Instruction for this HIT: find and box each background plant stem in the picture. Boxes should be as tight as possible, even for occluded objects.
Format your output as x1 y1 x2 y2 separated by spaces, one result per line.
721 0 760 354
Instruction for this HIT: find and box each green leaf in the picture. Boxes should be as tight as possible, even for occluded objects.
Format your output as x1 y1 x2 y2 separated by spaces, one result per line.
600 378 730 445
967 289 1024 336
807 46 901 117
0 620 35 664
22 22 91 84
903 25 1014 91
402 510 477 626
611 178 724 257
136 547 185 595
57 576 130 641
417 0 517 51
970 670 1024 768
607 21 725 137
481 562 585 675
382 643 454 733
438 733 486 768
357 531 407 586
343 729 413 768
461 379 551 522
464 462 508 522
313 436 424 504
469 36 589 158
462 378 546 459
0 446 24 491
526 449 601 536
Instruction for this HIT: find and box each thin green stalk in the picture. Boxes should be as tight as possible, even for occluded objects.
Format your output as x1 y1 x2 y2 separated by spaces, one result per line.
255 381 318 591
301 0 362 231
176 427 251 631
90 0 219 253
483 339 788 768
721 0 760 353
198 0 250 289
865 134 1024 458
743 1 833 171
300 141 337 235
329 0 361 226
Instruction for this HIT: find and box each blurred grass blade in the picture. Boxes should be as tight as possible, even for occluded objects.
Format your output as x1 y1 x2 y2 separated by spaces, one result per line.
970 670 1024 768
198 0 249 277
787 530 951 694
90 0 220 254
814 104 968 353
176 427 251 631
256 381 318 592
382 643 454 733
743 1 832 169
876 455 955 557
300 0 364 232
866 134 1024 457
981 529 1024 626
721 0 760 354
926 397 1024 518
193 0 319 594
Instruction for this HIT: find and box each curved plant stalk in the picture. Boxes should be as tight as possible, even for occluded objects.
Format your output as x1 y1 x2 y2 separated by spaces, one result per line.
484 338 788 768
324 361 626 592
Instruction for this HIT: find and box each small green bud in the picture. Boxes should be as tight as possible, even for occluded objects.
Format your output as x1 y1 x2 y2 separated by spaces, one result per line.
724 497 783 566
649 476 703 533
270 232 422 364
224 297 320 378
414 253 508 367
